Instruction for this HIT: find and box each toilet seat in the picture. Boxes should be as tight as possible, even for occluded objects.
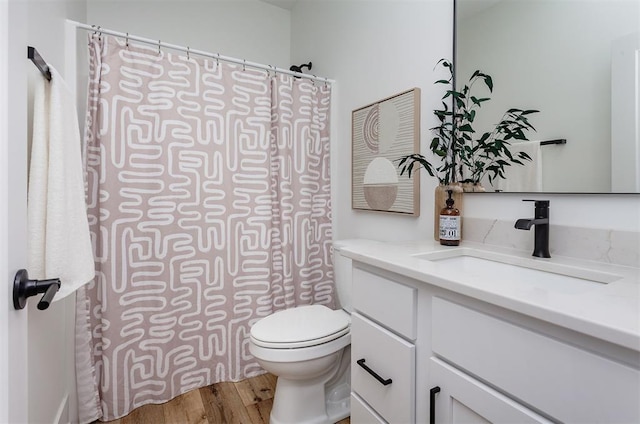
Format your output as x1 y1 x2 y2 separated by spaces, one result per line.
251 305 350 349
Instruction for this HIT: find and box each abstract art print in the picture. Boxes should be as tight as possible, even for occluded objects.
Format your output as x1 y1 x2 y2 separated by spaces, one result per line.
352 88 420 215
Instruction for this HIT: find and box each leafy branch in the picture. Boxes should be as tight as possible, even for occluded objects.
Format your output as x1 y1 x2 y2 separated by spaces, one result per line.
398 59 539 188
397 59 457 185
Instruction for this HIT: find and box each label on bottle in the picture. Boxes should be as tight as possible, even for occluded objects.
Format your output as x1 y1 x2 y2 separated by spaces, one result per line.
439 215 461 240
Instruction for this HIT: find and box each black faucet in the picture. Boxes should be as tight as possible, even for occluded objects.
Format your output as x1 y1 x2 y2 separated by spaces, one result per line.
515 200 551 258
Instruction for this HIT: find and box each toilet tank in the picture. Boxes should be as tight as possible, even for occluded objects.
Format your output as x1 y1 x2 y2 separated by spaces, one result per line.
332 241 353 313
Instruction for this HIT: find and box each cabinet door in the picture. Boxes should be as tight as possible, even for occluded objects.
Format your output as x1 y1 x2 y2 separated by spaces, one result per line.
429 358 552 424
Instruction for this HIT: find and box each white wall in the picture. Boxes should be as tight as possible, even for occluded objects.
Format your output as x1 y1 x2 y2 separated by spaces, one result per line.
87 0 292 69
0 2 9 419
3 2 28 422
291 0 453 242
291 0 640 242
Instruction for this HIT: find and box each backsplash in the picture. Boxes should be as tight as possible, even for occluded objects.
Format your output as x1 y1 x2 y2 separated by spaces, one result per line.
463 217 640 268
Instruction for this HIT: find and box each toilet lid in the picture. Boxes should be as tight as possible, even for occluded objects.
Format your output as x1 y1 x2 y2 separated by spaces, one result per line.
250 305 350 349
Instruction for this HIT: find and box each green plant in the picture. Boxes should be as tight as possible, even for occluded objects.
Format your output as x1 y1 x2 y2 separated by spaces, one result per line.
397 60 458 185
398 59 539 187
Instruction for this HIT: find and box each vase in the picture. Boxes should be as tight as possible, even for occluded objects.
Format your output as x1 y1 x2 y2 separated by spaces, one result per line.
462 182 486 193
434 183 463 241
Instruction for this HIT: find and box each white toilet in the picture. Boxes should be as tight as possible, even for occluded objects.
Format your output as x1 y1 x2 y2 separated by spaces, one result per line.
249 245 352 424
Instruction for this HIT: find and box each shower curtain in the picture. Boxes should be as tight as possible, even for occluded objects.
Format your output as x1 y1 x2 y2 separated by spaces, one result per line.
76 35 334 422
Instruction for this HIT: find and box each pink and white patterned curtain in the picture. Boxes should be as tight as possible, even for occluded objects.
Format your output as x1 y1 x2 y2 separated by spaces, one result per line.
76 35 334 422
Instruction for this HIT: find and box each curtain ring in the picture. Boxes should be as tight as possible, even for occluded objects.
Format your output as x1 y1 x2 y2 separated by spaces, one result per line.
216 53 220 67
125 32 129 48
158 40 161 55
243 59 246 71
97 26 102 41
186 46 190 60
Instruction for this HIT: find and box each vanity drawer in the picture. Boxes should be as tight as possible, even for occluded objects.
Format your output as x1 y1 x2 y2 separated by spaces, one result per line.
351 312 415 424
432 297 640 423
350 392 386 424
352 266 417 340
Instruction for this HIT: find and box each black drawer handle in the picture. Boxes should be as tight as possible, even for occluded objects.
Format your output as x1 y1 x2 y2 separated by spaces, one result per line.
430 386 441 424
356 358 392 386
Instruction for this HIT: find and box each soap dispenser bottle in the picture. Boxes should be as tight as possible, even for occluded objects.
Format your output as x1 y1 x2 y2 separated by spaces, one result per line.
439 189 461 246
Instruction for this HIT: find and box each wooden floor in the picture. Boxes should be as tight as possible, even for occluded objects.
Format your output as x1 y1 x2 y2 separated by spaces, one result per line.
100 373 350 424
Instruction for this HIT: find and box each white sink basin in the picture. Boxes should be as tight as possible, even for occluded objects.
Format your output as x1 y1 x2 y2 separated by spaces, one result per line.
413 248 622 293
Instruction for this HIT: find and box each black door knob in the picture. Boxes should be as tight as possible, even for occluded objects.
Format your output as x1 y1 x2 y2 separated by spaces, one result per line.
13 269 61 310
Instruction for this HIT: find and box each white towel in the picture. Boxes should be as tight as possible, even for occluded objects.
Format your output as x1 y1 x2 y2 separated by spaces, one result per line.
491 141 543 192
28 66 94 301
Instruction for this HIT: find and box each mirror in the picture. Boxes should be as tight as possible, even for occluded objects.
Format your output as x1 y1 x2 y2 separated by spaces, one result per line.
455 0 640 193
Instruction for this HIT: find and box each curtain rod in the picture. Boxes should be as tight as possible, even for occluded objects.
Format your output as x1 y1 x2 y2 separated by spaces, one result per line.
68 20 334 84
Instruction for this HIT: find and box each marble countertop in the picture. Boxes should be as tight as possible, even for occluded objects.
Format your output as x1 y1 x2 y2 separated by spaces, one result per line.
336 239 640 352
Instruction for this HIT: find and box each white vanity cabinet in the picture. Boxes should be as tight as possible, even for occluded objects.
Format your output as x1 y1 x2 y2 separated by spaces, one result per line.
349 261 640 424
350 266 417 423
430 297 640 424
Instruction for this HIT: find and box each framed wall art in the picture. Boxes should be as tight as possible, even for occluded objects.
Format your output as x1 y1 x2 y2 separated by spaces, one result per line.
352 88 420 215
